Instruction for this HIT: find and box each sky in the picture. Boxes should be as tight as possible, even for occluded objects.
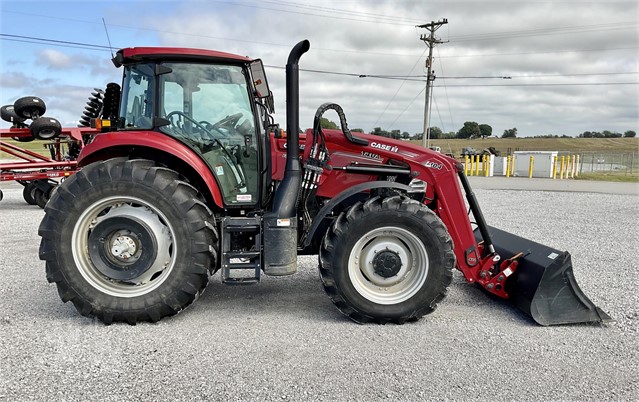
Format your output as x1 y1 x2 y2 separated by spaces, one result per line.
0 0 637 137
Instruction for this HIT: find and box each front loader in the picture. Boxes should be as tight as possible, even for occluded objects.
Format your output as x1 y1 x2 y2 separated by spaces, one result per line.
38 40 610 326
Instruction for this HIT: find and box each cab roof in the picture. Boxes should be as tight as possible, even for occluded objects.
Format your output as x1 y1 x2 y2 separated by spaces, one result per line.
114 47 252 67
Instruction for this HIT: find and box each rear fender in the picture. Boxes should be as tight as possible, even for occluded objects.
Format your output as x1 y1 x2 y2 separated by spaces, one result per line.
78 131 224 208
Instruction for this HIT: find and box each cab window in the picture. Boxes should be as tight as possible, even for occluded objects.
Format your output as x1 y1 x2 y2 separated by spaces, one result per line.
119 63 154 129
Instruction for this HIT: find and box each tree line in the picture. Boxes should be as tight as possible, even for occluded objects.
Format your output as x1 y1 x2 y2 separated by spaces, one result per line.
319 118 637 140
578 130 636 138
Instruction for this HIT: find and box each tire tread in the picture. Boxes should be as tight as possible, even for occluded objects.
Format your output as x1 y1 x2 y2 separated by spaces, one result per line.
319 194 455 324
39 158 218 324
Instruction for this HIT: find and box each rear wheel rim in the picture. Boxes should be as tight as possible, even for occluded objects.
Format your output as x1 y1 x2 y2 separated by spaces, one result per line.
71 196 175 298
348 226 429 305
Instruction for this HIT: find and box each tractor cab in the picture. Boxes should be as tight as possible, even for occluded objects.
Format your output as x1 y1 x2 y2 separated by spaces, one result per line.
111 48 275 207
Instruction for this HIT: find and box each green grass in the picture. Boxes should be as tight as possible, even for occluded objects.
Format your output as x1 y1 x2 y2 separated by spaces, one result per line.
419 137 639 155
1 139 52 158
415 137 639 183
574 172 639 183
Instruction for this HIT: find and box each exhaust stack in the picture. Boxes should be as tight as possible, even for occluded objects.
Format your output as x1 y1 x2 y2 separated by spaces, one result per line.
263 40 310 276
270 39 310 218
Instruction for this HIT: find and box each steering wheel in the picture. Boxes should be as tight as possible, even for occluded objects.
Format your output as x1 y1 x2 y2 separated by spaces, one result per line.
166 111 212 135
211 112 243 130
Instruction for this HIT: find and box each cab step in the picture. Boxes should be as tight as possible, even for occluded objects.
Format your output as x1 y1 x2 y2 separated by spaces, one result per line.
221 216 262 284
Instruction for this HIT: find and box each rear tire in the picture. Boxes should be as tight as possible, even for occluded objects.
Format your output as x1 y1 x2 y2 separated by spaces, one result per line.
319 195 455 324
38 158 218 324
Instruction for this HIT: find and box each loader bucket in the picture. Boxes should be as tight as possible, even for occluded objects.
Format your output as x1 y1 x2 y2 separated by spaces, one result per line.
475 226 612 326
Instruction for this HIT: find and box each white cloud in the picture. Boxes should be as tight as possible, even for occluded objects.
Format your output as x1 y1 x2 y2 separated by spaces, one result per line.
1 1 637 136
39 49 73 69
145 0 638 136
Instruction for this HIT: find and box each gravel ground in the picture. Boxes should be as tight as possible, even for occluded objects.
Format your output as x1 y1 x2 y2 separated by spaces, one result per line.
0 180 637 401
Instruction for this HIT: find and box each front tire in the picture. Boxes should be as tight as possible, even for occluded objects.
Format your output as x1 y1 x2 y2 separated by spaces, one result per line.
38 158 218 324
319 195 455 324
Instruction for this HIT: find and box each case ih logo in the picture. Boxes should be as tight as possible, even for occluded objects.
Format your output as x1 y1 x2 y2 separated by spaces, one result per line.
424 161 443 170
370 142 399 153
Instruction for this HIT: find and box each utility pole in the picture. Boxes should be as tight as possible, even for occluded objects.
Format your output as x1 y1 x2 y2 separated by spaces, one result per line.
417 18 448 148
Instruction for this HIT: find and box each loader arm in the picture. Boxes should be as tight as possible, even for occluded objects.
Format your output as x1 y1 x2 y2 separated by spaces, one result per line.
417 158 507 294
426 160 610 325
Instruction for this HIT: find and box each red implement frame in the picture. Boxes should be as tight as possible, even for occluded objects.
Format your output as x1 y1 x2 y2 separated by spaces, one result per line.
0 127 96 183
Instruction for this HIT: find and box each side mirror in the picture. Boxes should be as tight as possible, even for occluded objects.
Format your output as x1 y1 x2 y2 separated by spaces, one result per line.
249 59 274 114
249 59 270 98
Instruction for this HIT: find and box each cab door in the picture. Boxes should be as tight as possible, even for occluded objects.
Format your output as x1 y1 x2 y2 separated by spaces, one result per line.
158 62 261 207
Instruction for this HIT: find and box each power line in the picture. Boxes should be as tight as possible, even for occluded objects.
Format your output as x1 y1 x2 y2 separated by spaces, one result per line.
283 67 638 86
440 72 638 79
2 10 637 59
371 48 428 128
264 64 427 81
2 34 636 87
509 72 638 78
258 0 425 24
0 33 112 50
452 20 637 37
207 0 417 26
386 87 426 130
438 46 638 59
432 92 446 134
434 82 638 87
276 67 638 86
448 21 638 42
0 37 111 52
435 47 455 134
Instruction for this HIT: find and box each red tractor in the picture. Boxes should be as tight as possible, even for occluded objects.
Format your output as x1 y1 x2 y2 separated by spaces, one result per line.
38 41 609 325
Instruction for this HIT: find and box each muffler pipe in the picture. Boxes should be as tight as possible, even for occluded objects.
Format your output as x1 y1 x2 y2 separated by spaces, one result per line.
264 40 310 276
270 39 310 219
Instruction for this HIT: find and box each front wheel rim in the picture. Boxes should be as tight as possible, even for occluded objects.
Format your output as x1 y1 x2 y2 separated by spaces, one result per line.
348 226 429 305
71 196 175 298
